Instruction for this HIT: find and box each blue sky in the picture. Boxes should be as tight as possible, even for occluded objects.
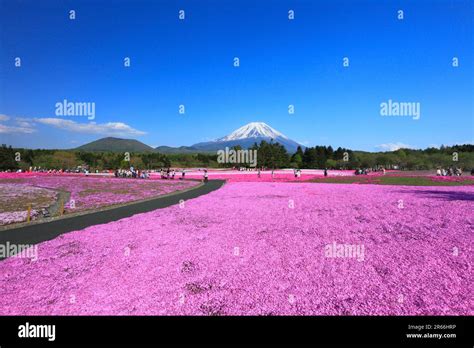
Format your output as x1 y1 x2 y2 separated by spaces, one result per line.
0 0 472 151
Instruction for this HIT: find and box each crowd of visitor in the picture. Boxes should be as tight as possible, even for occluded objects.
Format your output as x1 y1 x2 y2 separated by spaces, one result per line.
3 167 86 174
436 167 463 176
354 167 386 175
3 165 473 178
158 168 189 180
114 166 150 179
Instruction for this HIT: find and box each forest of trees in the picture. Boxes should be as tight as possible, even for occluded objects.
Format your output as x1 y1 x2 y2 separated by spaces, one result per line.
1 143 473 171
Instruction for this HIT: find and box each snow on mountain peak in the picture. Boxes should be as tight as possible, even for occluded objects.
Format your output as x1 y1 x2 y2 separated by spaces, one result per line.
218 122 288 141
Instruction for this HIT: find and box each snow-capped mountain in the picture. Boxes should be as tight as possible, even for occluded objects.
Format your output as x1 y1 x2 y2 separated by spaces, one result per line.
191 122 303 153
218 122 288 141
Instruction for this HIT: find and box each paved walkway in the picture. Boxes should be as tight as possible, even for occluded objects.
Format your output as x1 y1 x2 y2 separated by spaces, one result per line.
0 180 225 255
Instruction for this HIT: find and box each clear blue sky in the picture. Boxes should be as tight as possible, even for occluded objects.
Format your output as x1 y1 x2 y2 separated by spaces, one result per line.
0 0 472 151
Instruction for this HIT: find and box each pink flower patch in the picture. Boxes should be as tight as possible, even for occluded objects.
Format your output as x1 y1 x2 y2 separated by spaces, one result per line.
0 182 472 315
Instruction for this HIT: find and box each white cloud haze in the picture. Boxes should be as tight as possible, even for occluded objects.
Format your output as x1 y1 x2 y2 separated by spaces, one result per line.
0 123 36 134
0 114 36 133
0 114 146 137
375 142 414 151
35 118 146 137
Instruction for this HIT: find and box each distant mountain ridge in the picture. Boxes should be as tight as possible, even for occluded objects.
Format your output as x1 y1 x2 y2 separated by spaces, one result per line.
154 145 214 154
76 122 304 153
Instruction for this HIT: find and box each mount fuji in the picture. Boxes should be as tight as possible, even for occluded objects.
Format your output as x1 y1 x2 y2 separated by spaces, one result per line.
77 122 304 153
190 122 303 153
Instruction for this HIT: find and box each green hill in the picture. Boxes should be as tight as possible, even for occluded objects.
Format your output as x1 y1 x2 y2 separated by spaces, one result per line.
76 137 155 152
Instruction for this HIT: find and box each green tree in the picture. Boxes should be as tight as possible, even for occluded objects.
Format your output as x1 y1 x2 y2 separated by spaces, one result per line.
0 145 19 170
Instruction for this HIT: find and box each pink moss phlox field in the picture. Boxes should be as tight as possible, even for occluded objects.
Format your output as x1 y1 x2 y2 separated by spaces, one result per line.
180 169 362 182
0 210 40 225
0 175 200 212
0 182 472 315
0 184 58 225
0 172 82 179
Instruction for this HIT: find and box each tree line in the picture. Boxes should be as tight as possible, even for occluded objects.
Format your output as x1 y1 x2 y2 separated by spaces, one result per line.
1 143 473 171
